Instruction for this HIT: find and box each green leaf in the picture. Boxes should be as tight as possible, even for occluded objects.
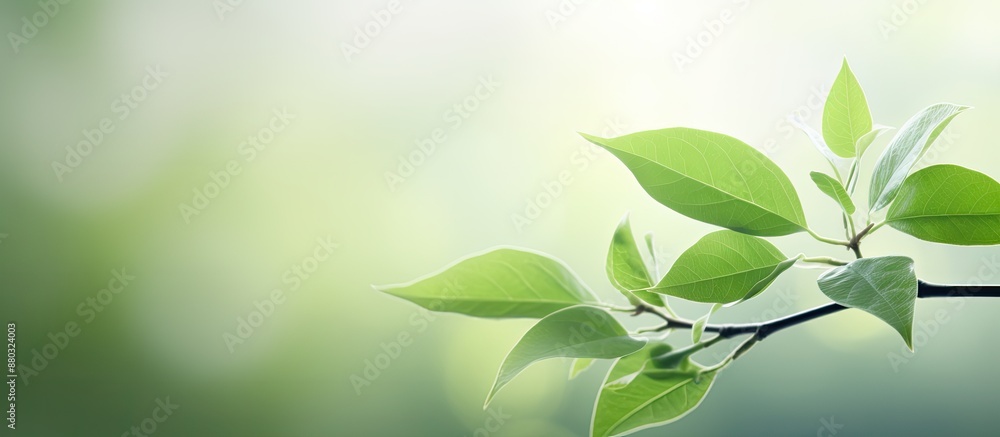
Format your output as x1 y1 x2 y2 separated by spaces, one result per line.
789 115 845 177
607 214 665 307
650 230 798 304
592 343 718 437
855 125 892 158
643 232 659 279
810 171 856 215
822 58 873 158
886 165 1000 245
485 306 646 406
569 358 596 380
692 303 722 343
868 103 969 212
581 128 808 236
817 257 917 348
375 247 600 318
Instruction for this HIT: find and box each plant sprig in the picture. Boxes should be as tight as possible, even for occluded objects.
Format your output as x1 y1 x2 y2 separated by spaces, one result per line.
376 58 1000 437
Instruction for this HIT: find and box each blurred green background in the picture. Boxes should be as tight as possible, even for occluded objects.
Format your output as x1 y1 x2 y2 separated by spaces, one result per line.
2 0 1000 435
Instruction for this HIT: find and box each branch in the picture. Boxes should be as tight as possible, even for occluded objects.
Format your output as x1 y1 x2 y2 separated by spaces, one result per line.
800 256 849 267
846 223 875 259
639 280 1000 341
918 281 1000 298
806 229 852 248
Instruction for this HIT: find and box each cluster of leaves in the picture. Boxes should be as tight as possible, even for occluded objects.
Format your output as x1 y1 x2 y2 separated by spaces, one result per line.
376 59 1000 436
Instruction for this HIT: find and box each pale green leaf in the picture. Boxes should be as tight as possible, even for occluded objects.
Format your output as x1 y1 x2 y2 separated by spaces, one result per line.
886 165 1000 245
855 125 892 158
869 103 969 212
607 214 665 307
376 247 600 318
643 232 659 279
485 306 646 406
692 303 722 343
817 257 917 348
789 115 846 178
592 343 718 437
822 58 873 158
649 230 797 304
581 128 808 236
569 358 596 380
810 171 856 215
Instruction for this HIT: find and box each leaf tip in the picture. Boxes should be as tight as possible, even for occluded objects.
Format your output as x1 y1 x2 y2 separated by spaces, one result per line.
483 376 505 410
579 132 613 146
373 283 406 298
617 212 632 227
482 391 496 410
939 103 973 113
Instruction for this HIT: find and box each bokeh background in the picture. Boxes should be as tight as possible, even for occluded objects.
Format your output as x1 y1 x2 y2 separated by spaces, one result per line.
2 0 1000 435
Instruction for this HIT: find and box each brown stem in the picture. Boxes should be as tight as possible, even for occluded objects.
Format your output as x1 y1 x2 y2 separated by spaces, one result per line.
846 223 876 259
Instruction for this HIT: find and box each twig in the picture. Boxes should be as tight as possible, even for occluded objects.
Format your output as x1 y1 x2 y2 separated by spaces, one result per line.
636 281 1000 341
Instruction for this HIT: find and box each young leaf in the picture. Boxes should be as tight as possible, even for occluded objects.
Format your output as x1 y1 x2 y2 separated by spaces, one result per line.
817 257 917 348
485 306 646 406
643 232 659 279
868 103 969 212
569 358 596 380
581 128 808 236
592 343 719 437
886 165 1000 245
789 115 846 177
855 125 892 158
649 230 797 304
375 247 600 319
607 214 665 307
822 58 873 158
692 303 723 343
810 171 856 215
